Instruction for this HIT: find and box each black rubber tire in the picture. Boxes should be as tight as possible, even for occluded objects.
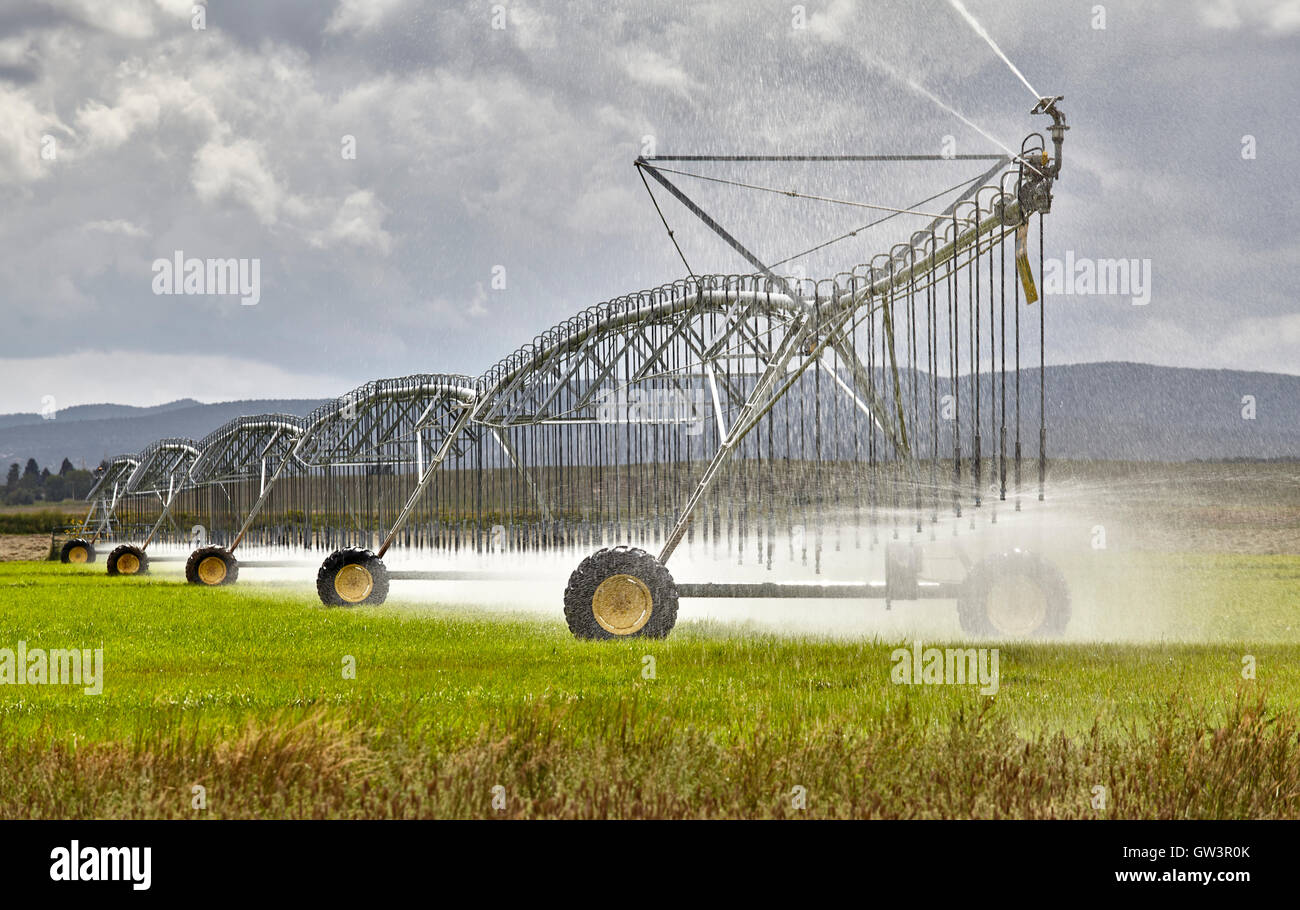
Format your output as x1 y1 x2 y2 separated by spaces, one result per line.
316 547 390 606
106 544 149 576
185 546 240 586
563 546 678 640
957 550 1070 638
59 538 96 564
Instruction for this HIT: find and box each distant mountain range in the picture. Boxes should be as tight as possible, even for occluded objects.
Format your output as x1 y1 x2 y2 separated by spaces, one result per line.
1020 362 1299 461
0 398 206 430
0 398 329 470
0 362 1296 471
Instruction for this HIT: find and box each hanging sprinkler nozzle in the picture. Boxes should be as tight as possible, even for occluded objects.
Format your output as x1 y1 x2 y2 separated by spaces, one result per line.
1012 96 1067 222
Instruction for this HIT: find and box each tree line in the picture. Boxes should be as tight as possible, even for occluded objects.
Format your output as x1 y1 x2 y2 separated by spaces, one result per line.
4 458 98 505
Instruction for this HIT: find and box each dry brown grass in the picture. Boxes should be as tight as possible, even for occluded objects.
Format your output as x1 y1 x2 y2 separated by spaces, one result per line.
0 534 53 561
3 694 1297 819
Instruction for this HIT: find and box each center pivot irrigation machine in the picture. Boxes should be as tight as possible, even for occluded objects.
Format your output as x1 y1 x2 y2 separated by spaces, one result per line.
88 98 1070 641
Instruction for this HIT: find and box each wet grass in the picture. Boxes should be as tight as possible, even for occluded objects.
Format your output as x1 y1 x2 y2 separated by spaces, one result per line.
1 560 1298 818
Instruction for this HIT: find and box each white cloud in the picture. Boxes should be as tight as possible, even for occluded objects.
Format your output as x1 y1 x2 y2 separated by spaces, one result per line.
468 282 489 317
43 0 159 39
807 0 859 42
509 6 558 51
83 219 149 238
310 190 393 254
326 0 410 35
0 35 38 69
621 47 699 99
1199 0 1300 32
0 88 61 185
75 91 162 150
191 137 284 225
1212 313 1300 373
152 0 200 18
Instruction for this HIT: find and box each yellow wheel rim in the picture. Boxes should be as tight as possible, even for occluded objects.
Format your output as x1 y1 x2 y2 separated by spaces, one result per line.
67 546 89 564
334 563 374 604
117 553 140 575
197 555 228 585
986 576 1047 637
591 573 653 635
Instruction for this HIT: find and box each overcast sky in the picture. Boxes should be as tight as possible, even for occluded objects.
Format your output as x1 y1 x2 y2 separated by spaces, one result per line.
0 0 1296 412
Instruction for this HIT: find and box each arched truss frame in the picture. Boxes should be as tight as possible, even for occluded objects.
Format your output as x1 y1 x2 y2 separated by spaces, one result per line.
291 374 482 557
191 414 305 484
293 374 478 469
189 414 306 552
122 437 201 549
79 454 138 541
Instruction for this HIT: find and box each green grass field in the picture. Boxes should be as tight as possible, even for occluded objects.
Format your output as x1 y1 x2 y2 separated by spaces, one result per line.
1 556 1298 818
